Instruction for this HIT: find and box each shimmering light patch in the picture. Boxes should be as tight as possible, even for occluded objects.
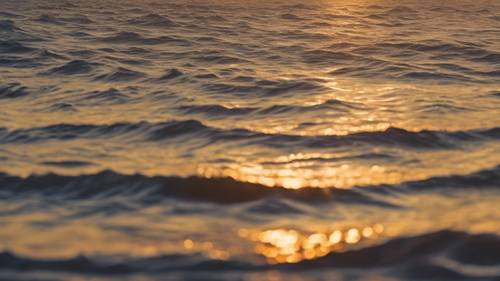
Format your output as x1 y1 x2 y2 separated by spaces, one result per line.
345 228 361 244
198 162 405 189
181 239 229 261
183 239 194 250
247 224 384 264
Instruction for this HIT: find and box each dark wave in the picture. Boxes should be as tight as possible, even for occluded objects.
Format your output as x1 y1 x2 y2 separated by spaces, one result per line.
0 83 29 99
0 165 498 205
127 13 176 27
0 11 21 18
80 88 130 104
0 57 43 68
41 160 94 168
35 14 93 25
0 19 19 32
157 68 184 81
47 102 77 112
193 54 249 64
97 32 190 46
175 104 255 116
0 40 36 53
176 99 360 118
35 14 61 24
0 251 241 274
321 40 500 82
0 170 356 204
399 164 500 190
328 60 481 83
0 231 498 276
94 67 146 82
200 80 328 97
284 230 500 280
43 60 98 75
0 119 498 150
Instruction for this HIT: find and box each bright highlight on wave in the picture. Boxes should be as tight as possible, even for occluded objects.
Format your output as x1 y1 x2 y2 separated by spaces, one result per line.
199 161 402 189
239 224 384 264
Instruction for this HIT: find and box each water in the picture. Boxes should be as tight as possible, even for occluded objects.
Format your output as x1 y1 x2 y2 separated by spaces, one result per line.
1 0 499 280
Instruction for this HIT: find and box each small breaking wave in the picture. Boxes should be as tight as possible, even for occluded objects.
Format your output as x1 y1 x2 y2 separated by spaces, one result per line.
43 60 98 75
0 170 347 204
0 165 498 204
0 230 498 277
0 120 499 149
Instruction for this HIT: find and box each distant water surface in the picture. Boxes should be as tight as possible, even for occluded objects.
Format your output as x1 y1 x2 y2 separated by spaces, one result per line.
0 0 499 280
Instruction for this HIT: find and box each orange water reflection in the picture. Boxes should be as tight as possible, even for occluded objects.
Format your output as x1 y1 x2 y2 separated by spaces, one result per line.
181 239 231 260
177 224 384 264
239 224 384 264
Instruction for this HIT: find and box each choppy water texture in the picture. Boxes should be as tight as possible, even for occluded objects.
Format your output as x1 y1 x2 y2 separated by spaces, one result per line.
1 0 500 280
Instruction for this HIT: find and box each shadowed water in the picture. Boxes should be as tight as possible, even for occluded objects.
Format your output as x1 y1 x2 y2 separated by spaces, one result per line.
0 0 499 280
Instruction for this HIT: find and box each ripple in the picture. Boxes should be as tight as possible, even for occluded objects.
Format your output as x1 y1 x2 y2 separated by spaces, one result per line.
44 60 98 75
94 67 146 82
127 13 176 27
97 31 190 45
0 230 498 277
0 120 498 150
0 83 29 99
0 40 36 53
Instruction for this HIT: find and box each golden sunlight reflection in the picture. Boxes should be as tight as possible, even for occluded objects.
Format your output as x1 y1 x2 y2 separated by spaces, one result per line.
181 239 230 260
239 224 384 264
198 160 403 189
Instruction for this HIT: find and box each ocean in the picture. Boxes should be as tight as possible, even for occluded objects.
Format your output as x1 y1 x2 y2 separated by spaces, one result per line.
0 0 499 280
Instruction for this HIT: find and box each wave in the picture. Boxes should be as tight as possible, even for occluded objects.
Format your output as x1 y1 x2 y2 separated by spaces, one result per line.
176 99 361 118
126 13 176 27
327 59 482 83
0 57 43 68
0 11 21 18
157 68 184 81
372 41 494 57
0 170 351 204
43 60 98 76
0 19 19 32
399 164 500 190
35 14 93 25
35 14 61 24
321 40 500 82
46 102 77 112
192 54 249 64
0 165 498 205
80 88 130 104
0 230 498 276
200 80 328 97
0 83 29 99
96 31 190 46
94 67 146 82
0 119 498 150
0 40 36 53
176 104 255 116
285 230 500 281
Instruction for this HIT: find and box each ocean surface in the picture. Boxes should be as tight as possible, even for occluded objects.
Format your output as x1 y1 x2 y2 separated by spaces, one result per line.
1 0 500 280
